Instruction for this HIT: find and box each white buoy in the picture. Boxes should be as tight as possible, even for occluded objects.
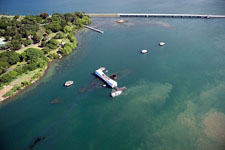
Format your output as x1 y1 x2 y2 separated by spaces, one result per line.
103 84 107 87
159 42 165 46
141 49 148 54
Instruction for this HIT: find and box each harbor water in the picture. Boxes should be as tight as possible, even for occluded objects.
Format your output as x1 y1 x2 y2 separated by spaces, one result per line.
0 0 225 150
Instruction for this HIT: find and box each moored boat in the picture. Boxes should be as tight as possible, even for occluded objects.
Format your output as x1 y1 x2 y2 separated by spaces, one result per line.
141 49 148 54
159 42 165 46
64 81 74 87
111 90 122 97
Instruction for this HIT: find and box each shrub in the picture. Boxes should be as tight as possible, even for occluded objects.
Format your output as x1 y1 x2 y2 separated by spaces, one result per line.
40 41 47 47
10 40 22 50
54 32 65 39
42 47 51 54
21 81 29 86
46 43 57 49
23 39 33 46
40 13 49 19
0 70 18 83
46 29 52 34
24 48 47 62
0 51 20 65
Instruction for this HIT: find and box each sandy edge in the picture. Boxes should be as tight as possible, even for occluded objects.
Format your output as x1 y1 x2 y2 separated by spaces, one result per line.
0 62 52 103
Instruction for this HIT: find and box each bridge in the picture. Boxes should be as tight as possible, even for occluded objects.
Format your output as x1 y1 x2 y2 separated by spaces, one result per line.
87 13 225 19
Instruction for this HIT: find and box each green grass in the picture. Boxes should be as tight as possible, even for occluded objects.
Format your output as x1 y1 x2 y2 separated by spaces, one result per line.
7 62 27 70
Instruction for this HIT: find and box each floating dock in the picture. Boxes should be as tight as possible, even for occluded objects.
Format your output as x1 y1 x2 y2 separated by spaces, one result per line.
83 25 104 34
87 13 225 19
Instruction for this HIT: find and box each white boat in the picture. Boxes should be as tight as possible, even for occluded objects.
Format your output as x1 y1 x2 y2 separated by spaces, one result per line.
64 81 74 87
99 67 105 71
159 42 165 46
111 90 122 97
117 19 127 23
141 49 148 54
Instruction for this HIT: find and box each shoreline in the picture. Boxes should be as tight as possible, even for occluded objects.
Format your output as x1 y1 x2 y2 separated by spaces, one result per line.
0 62 50 103
0 13 91 103
0 32 83 103
0 47 79 103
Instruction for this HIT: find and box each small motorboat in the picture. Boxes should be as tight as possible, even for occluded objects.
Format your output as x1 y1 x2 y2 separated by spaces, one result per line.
64 81 74 87
117 19 127 23
141 49 148 54
111 90 122 97
159 42 165 46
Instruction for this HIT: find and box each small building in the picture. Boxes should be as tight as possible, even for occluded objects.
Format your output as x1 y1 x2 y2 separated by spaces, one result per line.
61 42 66 46
0 37 6 47
28 35 33 40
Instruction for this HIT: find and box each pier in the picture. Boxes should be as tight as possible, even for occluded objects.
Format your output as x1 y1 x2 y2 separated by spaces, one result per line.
83 25 104 34
87 13 225 19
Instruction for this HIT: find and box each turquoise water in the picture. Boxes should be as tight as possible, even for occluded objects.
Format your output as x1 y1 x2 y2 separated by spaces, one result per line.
1 0 225 150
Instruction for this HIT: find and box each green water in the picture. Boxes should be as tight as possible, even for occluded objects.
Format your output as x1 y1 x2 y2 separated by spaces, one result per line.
1 17 225 150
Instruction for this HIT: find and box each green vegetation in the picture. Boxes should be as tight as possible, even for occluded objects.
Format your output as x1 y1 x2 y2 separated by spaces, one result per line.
0 12 91 99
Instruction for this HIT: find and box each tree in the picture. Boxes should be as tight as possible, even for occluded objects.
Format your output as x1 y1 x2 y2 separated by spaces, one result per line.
54 32 65 39
32 33 42 44
46 43 57 49
47 22 62 32
0 61 10 74
0 51 21 65
67 34 76 42
64 13 75 22
10 40 22 50
13 15 19 20
0 70 17 83
74 12 83 18
40 13 49 19
7 52 20 65
23 39 33 46
48 39 59 45
5 36 10 41
63 25 73 33
0 19 8 29
24 48 47 62
40 41 47 47
45 29 51 34
14 34 22 41
42 47 51 54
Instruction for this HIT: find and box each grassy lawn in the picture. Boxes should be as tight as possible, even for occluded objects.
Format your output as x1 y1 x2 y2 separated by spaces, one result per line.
0 67 45 100
0 50 7 54
16 44 41 54
9 62 27 68
37 26 46 37
6 61 27 72
48 32 56 39
12 68 43 86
